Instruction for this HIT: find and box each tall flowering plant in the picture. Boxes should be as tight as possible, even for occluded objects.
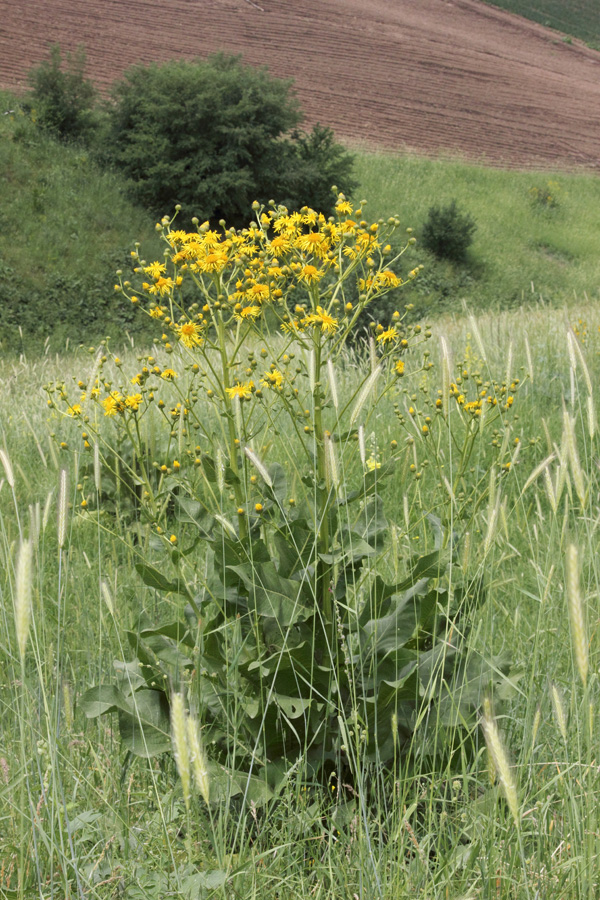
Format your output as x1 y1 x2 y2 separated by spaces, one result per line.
51 197 501 792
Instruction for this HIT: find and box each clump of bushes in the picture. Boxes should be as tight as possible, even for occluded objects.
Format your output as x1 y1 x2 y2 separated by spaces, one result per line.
25 44 97 144
25 47 357 223
421 199 477 262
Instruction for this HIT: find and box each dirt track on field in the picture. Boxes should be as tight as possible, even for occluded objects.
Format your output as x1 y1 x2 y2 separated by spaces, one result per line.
1 0 600 169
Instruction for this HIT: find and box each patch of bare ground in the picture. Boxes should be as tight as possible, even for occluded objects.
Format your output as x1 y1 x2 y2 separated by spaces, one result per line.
1 0 599 169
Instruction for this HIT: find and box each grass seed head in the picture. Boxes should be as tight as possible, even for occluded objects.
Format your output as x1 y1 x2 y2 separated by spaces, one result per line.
171 692 191 810
550 682 568 743
15 538 33 662
186 713 210 805
566 543 588 688
481 697 520 829
0 448 15 488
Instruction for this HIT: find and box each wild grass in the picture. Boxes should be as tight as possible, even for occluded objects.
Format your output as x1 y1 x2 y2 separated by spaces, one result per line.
3 297 600 898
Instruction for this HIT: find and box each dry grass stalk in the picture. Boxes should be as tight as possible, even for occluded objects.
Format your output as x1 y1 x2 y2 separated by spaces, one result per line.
350 366 380 426
57 468 69 548
244 446 272 488
327 358 339 412
186 713 210 805
566 543 588 688
0 448 15 488
481 697 520 829
550 682 568 743
15 538 33 662
171 692 192 810
562 411 585 507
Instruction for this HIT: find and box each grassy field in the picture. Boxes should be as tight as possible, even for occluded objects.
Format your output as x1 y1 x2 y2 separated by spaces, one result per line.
3 84 600 899
3 285 600 897
481 0 600 47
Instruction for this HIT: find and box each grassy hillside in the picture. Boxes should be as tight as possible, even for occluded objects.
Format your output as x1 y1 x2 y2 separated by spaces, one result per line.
354 152 600 319
0 90 162 351
482 0 600 48
3 85 600 352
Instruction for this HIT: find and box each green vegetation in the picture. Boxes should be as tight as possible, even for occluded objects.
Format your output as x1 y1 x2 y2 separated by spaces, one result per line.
101 55 356 223
421 198 477 262
0 89 161 351
25 43 98 143
3 290 600 898
3 93 600 348
482 0 600 48
354 152 600 320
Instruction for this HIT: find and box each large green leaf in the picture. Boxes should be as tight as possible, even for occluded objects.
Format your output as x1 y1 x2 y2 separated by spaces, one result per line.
228 561 312 626
345 494 388 546
80 684 132 719
176 496 214 538
135 562 191 598
118 689 171 757
273 517 315 579
319 538 375 568
361 581 432 655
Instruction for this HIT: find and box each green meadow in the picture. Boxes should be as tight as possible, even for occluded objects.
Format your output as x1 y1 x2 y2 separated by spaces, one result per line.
3 86 600 900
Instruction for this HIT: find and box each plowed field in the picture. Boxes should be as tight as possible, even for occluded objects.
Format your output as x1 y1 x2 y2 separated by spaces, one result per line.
2 0 600 169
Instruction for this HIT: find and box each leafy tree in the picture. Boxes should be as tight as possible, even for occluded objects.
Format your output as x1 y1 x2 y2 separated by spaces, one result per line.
101 54 355 223
26 44 97 143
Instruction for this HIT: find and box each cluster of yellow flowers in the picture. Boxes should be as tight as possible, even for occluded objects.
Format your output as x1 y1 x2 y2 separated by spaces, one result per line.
449 379 518 416
119 195 417 354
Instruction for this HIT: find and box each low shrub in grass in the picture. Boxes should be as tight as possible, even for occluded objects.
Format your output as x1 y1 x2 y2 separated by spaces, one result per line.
421 199 477 262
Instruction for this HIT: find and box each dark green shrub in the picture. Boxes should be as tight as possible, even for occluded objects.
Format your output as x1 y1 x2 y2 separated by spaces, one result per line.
26 44 98 144
421 199 477 262
101 55 355 223
282 124 357 214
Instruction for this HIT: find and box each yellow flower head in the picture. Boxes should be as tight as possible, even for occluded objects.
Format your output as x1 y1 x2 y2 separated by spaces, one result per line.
299 265 324 285
377 327 398 345
248 283 270 301
195 250 228 274
226 381 254 400
102 392 124 416
144 261 166 280
335 200 353 216
296 231 329 258
395 360 405 376
375 270 402 290
261 369 284 389
125 393 143 411
161 369 178 380
235 305 262 321
176 321 203 348
148 276 174 296
304 306 338 334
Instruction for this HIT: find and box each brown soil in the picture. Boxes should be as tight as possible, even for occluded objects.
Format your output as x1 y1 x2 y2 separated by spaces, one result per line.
2 0 600 169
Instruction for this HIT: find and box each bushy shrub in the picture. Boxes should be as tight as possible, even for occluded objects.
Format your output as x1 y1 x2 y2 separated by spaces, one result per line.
421 199 477 262
101 54 356 223
26 44 97 144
